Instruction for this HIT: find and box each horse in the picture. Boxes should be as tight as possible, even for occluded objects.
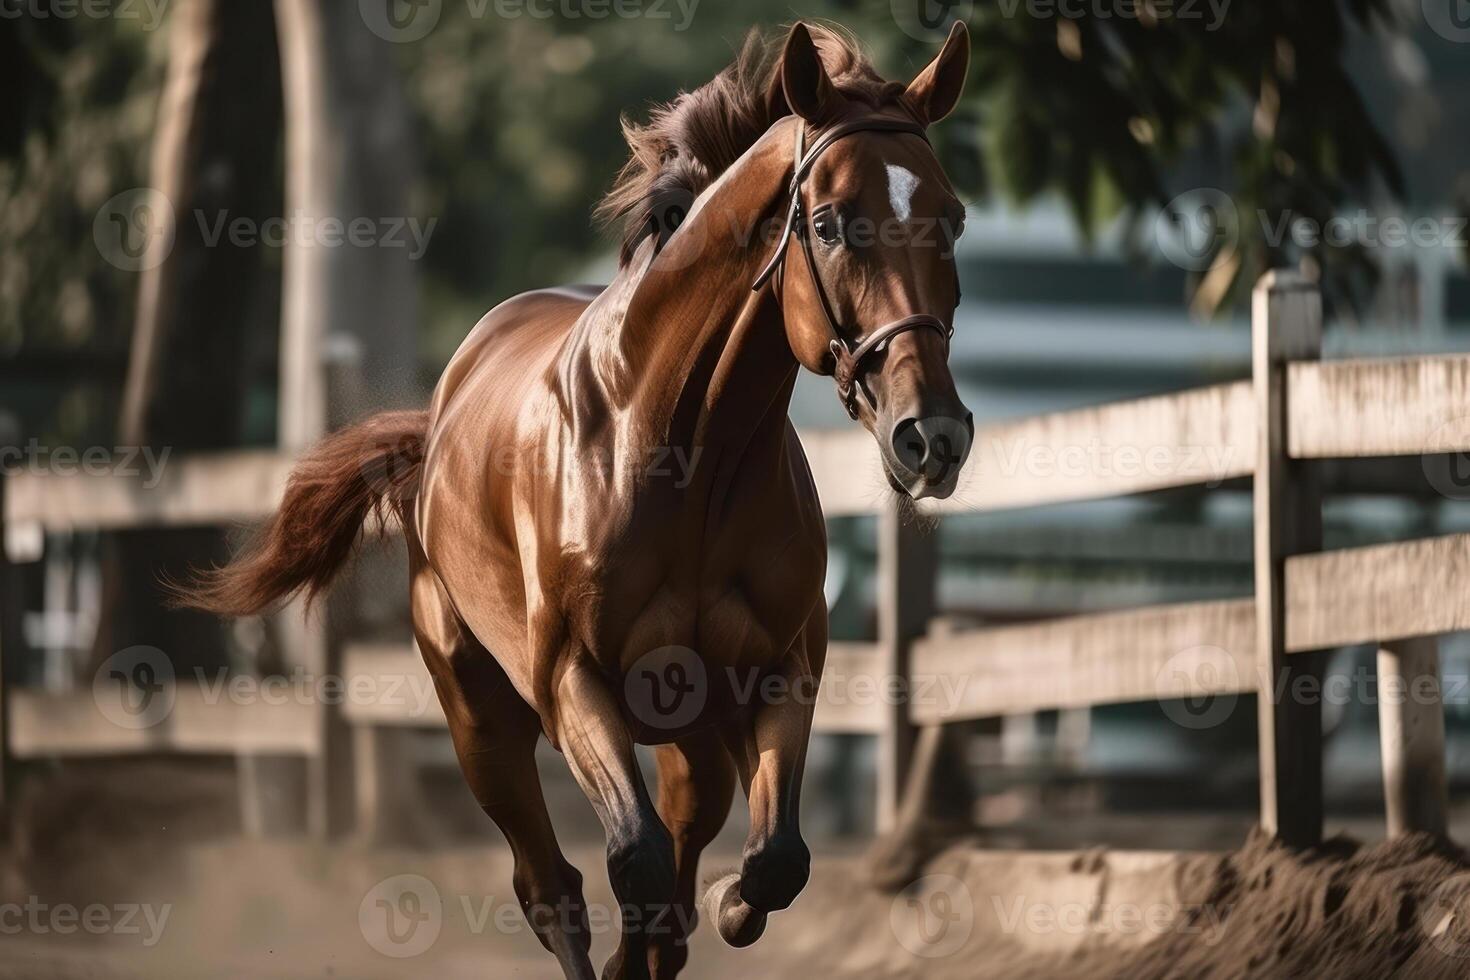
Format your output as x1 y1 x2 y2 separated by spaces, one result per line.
185 21 974 979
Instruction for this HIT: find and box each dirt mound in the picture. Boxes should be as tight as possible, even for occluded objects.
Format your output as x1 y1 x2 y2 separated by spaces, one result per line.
1062 830 1470 980
827 830 1470 979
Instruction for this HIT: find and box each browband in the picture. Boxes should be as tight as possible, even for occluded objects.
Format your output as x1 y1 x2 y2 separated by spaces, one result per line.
751 116 956 420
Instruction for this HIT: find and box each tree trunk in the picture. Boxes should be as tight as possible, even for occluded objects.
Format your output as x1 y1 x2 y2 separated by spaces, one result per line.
95 0 282 675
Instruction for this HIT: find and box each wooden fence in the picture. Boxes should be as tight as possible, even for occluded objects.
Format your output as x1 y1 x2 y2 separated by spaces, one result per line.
3 271 1465 843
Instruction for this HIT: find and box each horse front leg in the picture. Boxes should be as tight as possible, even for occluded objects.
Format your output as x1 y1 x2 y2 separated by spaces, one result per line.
707 627 824 947
556 655 677 980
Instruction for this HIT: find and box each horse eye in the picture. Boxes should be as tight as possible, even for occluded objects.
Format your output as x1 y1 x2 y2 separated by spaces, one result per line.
811 207 842 245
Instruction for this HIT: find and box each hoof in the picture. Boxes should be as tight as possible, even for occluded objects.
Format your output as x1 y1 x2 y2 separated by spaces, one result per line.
701 872 766 948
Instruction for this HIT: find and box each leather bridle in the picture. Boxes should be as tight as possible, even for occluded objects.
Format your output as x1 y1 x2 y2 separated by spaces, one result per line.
752 116 957 420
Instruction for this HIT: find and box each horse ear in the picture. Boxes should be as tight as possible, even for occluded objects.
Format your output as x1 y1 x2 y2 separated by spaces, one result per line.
779 23 838 123
904 21 970 126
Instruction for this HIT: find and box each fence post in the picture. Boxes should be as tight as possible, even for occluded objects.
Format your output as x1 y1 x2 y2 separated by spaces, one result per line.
1252 270 1324 847
1378 636 1447 838
875 503 937 832
0 461 12 823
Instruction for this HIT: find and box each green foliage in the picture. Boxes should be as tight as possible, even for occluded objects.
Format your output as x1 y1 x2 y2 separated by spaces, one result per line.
0 0 1420 434
0 13 166 441
907 0 1404 316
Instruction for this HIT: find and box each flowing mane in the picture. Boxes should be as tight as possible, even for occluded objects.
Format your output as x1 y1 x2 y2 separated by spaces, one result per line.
596 24 909 266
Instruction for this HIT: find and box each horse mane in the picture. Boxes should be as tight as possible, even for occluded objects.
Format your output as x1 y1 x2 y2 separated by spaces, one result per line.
596 23 908 266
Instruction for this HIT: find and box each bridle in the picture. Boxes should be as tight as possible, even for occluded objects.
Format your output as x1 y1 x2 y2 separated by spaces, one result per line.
752 115 957 420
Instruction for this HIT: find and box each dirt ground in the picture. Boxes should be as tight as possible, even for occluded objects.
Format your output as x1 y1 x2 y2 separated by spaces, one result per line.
5 763 1470 978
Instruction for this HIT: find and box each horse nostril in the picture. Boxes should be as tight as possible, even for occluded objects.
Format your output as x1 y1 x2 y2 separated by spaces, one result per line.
891 417 927 476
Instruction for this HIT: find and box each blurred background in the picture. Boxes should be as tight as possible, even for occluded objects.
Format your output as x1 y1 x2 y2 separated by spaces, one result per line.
3 0 1470 975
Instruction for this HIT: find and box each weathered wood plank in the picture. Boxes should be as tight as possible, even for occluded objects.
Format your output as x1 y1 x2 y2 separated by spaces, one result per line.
9 686 319 757
1285 532 1470 651
811 641 887 734
10 380 1254 532
340 642 444 726
909 598 1258 724
800 381 1254 516
1289 354 1470 459
6 449 293 531
337 640 888 734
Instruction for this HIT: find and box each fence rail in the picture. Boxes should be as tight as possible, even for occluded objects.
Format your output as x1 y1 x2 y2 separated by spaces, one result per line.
2 271 1464 845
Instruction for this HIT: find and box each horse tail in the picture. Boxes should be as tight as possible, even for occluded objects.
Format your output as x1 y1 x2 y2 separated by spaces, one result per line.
174 409 430 617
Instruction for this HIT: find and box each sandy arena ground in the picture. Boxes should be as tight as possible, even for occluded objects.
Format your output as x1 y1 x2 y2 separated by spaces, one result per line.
6 762 1470 978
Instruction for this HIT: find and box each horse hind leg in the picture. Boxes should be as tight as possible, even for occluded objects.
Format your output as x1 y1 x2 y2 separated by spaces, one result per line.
410 558 595 979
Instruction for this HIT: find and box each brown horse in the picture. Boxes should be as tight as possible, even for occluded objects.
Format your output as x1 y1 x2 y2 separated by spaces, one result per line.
187 22 973 979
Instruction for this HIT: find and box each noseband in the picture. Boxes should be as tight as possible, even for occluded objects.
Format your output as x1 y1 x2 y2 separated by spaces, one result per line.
751 117 956 420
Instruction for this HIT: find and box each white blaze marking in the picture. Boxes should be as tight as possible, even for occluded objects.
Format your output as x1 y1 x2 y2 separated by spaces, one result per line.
886 164 920 222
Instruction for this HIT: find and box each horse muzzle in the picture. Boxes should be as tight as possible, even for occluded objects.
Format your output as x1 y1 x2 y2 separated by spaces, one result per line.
882 409 973 500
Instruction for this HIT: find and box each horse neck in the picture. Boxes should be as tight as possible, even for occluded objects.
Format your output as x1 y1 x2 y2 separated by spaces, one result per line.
596 123 801 456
